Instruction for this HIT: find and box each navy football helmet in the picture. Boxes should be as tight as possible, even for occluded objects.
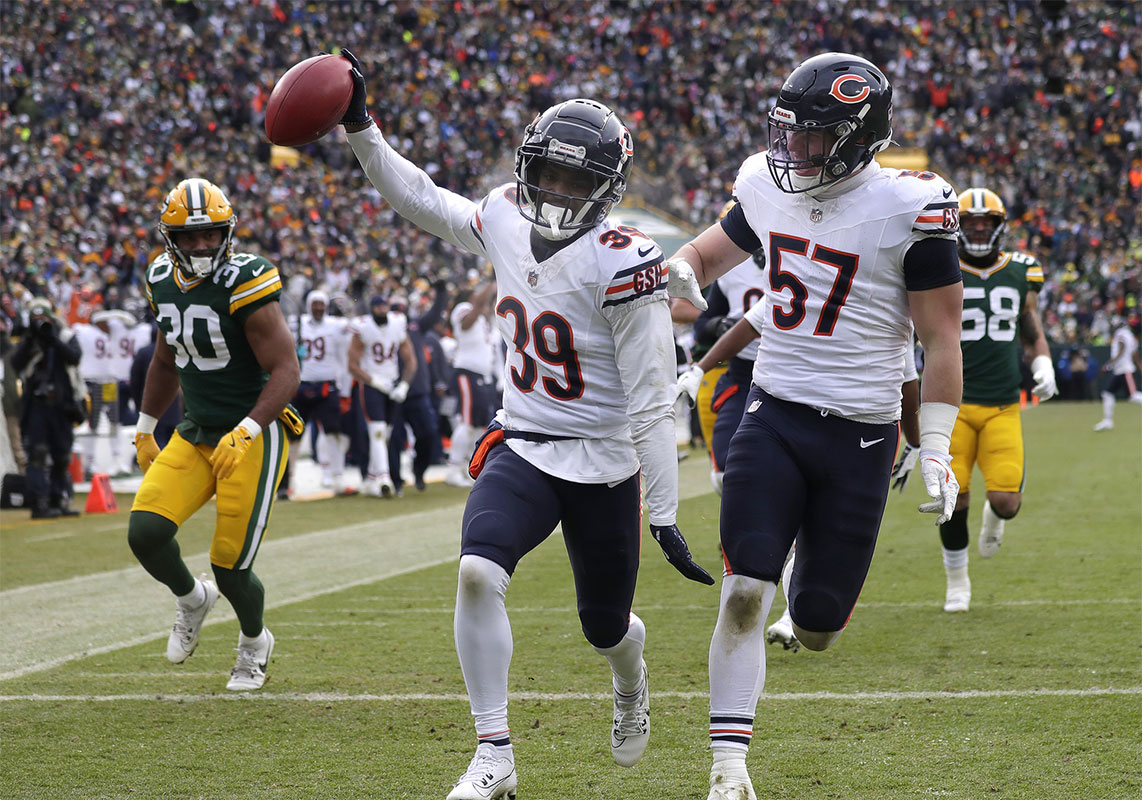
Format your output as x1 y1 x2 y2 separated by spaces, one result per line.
514 99 634 238
767 53 893 194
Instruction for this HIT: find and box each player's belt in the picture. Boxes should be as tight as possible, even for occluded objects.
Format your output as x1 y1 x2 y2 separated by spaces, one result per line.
502 429 578 443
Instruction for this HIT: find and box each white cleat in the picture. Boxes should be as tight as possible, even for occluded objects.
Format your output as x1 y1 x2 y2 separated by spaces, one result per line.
226 628 274 691
166 574 219 664
611 662 650 767
446 744 518 800
765 608 801 652
378 475 395 498
1093 419 1114 431
708 759 757 800
978 501 1005 559
943 567 971 613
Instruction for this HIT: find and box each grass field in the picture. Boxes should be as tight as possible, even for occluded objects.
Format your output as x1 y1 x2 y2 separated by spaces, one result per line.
1 401 1139 799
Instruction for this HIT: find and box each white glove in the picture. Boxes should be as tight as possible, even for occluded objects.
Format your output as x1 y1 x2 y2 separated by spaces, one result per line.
389 380 409 403
917 449 959 525
370 377 394 394
1030 354 1057 401
676 364 704 406
665 258 707 311
890 444 919 493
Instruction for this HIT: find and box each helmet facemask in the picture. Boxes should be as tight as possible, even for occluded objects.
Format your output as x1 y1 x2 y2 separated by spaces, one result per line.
767 106 884 194
515 146 624 240
958 213 1006 259
158 178 236 279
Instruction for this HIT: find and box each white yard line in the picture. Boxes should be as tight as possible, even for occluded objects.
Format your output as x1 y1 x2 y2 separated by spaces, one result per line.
2 686 1139 704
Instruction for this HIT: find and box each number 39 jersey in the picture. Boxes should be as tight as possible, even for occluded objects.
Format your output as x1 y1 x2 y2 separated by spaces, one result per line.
960 251 1044 405
732 155 960 423
143 251 282 444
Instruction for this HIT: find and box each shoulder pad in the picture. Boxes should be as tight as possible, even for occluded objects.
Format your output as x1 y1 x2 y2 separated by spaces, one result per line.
901 173 959 237
226 253 282 315
1008 251 1045 283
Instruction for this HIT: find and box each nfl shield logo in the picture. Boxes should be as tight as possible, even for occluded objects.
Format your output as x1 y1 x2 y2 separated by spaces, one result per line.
810 207 823 223
527 270 539 287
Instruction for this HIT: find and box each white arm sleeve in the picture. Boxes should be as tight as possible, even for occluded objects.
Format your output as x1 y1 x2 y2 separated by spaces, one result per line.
903 327 918 382
607 297 678 526
346 124 485 256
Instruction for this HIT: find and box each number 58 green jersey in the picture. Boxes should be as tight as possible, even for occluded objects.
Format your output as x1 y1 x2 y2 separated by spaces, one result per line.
959 251 1044 405
144 251 283 445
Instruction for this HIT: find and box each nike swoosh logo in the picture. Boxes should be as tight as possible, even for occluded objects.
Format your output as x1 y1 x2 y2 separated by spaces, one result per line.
860 437 885 448
942 187 953 198
252 265 267 276
638 245 655 257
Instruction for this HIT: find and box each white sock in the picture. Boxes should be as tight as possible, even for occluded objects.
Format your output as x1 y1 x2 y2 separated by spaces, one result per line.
450 423 475 469
328 433 347 477
1101 391 1115 422
942 546 969 571
982 500 1004 533
177 578 206 608
594 612 646 696
779 544 795 610
455 555 513 744
238 629 266 649
709 574 777 750
367 422 390 477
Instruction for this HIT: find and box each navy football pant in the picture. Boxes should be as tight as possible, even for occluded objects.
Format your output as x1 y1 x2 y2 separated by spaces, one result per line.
461 444 641 649
710 359 753 471
720 385 898 633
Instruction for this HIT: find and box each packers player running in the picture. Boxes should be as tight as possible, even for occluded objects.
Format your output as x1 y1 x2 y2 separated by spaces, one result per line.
903 187 1056 612
129 178 301 690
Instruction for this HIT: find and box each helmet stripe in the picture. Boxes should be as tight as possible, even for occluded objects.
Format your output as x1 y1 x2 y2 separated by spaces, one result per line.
187 179 205 213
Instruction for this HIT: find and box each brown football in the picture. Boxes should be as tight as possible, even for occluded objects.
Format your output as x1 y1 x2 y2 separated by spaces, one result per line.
264 54 353 147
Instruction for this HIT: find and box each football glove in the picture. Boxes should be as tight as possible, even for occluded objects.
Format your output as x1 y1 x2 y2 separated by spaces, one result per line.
665 258 707 311
210 423 258 480
390 380 409 403
134 432 160 474
649 524 715 585
676 364 704 407
339 48 370 126
890 444 919 493
917 449 959 525
1030 354 1058 401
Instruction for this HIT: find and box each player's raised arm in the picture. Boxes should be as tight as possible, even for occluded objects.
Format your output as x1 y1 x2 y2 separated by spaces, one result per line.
338 49 485 257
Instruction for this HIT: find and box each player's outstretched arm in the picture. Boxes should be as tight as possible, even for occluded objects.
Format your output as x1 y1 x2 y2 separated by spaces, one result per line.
668 221 752 292
337 48 484 256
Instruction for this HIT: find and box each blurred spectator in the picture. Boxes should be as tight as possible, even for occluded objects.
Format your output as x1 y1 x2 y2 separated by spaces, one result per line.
9 298 82 517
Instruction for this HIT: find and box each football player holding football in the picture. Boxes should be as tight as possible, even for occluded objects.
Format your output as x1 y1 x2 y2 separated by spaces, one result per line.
904 187 1055 613
129 178 301 691
666 53 964 800
336 49 713 800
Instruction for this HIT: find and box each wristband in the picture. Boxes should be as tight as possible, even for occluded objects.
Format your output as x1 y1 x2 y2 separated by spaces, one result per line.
919 401 958 455
238 416 263 440
137 412 158 436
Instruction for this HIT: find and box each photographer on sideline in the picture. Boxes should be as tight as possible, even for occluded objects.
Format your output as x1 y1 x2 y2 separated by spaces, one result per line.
11 298 83 518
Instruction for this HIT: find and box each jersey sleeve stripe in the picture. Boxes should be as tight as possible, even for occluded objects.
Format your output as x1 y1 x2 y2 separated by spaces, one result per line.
230 275 283 313
1026 267 1045 282
914 215 944 223
611 256 663 280
922 201 959 211
232 267 280 297
601 282 666 308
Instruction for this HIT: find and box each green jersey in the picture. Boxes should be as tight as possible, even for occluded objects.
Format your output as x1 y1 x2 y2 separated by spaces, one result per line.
959 250 1045 405
144 251 283 446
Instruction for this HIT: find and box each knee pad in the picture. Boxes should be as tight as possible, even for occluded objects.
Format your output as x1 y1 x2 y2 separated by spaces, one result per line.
579 606 629 650
457 554 510 605
722 574 769 636
127 510 178 560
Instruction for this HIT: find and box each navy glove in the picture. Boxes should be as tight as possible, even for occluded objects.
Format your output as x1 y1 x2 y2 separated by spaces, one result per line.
339 48 369 126
650 524 715 585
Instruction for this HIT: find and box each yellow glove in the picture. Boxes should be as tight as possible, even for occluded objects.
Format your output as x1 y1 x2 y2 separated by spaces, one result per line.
210 418 261 480
135 432 160 473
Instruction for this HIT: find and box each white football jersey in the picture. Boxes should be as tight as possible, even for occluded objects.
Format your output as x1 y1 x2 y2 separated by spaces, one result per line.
350 313 409 387
1109 326 1138 375
107 321 139 382
715 255 767 363
298 314 349 384
74 323 114 382
450 302 495 379
733 156 959 423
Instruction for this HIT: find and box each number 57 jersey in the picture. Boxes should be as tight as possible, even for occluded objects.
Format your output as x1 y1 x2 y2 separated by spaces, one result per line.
476 186 671 484
732 155 961 423
143 251 283 444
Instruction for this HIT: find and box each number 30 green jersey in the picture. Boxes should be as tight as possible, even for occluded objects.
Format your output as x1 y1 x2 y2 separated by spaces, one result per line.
144 251 283 445
959 251 1044 405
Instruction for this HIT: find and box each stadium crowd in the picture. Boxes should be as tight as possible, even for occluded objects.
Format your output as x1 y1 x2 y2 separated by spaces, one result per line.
0 1 1139 501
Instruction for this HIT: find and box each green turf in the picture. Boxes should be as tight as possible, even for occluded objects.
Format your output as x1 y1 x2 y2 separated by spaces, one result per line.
1 402 1139 799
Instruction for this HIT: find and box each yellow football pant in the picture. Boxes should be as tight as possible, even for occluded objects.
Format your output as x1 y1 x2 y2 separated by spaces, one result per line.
131 423 289 570
949 402 1025 494
696 364 728 462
